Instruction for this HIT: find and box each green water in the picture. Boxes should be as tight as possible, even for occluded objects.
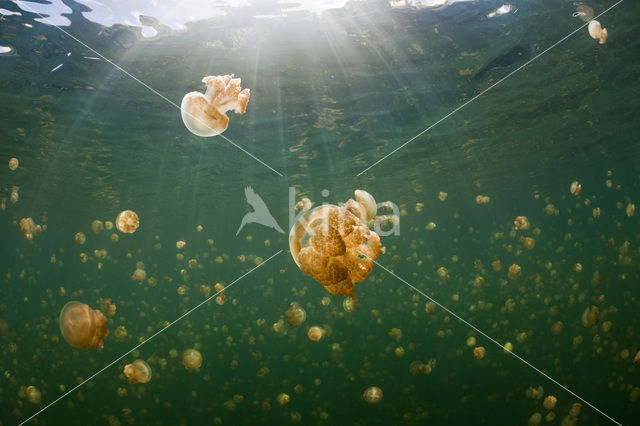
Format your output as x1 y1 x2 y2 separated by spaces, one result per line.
1 0 639 424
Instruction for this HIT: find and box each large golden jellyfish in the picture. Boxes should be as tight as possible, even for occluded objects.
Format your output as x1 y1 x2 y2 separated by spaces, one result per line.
123 359 152 384
59 301 109 349
181 74 250 137
289 190 385 296
116 210 139 234
182 349 203 371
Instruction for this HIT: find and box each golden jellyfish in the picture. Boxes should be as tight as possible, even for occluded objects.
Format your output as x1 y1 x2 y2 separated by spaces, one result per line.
277 393 290 406
182 348 203 370
0 318 8 336
438 191 448 201
19 217 36 240
176 240 186 249
581 305 599 328
289 190 385 296
634 351 640 367
473 346 486 360
26 386 41 404
91 220 104 234
123 359 152 384
59 301 109 349
363 386 383 404
99 298 116 317
10 186 19 203
627 203 636 217
8 157 19 170
588 20 608 44
513 216 530 231
528 413 542 426
285 302 306 326
116 210 139 233
508 264 521 280
181 74 250 136
132 268 147 283
295 198 312 212
544 395 557 410
425 301 436 315
307 326 324 341
569 181 582 196
74 232 86 244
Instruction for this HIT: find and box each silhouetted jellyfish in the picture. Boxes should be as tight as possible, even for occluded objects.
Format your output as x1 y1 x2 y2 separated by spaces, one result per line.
59 301 109 349
363 386 383 404
289 190 385 296
8 157 18 171
182 348 203 370
123 359 152 384
116 210 139 233
181 74 250 136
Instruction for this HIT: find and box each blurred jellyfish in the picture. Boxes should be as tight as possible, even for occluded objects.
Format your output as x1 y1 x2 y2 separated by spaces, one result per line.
363 386 383 404
8 157 18 170
307 326 324 341
544 395 557 410
425 302 436 315
581 305 599 328
285 302 306 326
74 232 86 244
132 268 147 283
59 301 109 349
182 348 203 370
295 198 312 212
123 359 152 384
634 351 640 367
99 298 117 316
513 216 530 231
116 210 139 233
626 203 636 217
277 393 290 406
10 186 19 203
574 4 594 22
528 413 542 426
19 218 36 240
181 74 250 136
26 386 41 404
438 191 448 201
508 264 521 280
0 318 7 336
473 346 486 360
91 220 104 234
588 20 608 44
569 181 582 196
475 195 490 204
176 240 186 249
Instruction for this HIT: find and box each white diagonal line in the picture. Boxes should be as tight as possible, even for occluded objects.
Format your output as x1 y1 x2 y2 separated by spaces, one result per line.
17 3 283 177
19 250 283 425
371 258 622 426
357 0 624 176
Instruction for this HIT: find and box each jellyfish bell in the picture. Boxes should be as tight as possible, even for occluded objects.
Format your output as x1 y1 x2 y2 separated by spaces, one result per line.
59 301 109 349
285 302 306 326
116 210 139 234
181 74 250 137
354 190 377 222
123 359 152 384
588 20 608 44
26 386 41 404
363 386 383 404
182 348 203 370
575 5 594 22
8 157 19 171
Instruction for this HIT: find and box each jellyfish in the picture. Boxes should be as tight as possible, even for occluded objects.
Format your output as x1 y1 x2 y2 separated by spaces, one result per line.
581 305 599 328
307 326 324 341
285 302 306 326
132 268 147 283
574 5 594 22
123 359 152 384
8 157 18 171
588 20 608 44
181 74 250 137
363 386 383 404
544 395 557 410
473 346 486 360
277 393 290 406
116 210 139 233
26 386 41 404
513 216 530 231
634 351 640 367
0 318 8 337
19 218 36 240
59 301 109 349
74 232 86 244
182 348 203 370
289 190 385 296
91 220 104 234
99 298 117 316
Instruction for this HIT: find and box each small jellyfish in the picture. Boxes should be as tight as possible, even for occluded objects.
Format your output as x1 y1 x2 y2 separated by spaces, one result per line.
182 348 203 370
91 220 104 234
26 386 41 404
581 305 599 328
19 218 36 240
543 395 557 410
508 264 522 280
181 74 250 136
74 232 86 244
574 5 594 22
276 393 290 406
307 326 324 341
8 157 19 171
285 302 306 326
176 240 186 249
473 346 486 360
363 386 383 404
116 210 139 234
513 216 530 231
634 351 640 367
99 298 117 316
132 268 147 283
569 181 582 196
123 359 152 384
295 198 312 212
626 203 636 217
0 318 7 336
588 20 608 44
438 191 448 201
59 301 109 349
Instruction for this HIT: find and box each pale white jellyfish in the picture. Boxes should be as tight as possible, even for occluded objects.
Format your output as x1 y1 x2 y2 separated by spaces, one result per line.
181 74 250 137
588 20 608 44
